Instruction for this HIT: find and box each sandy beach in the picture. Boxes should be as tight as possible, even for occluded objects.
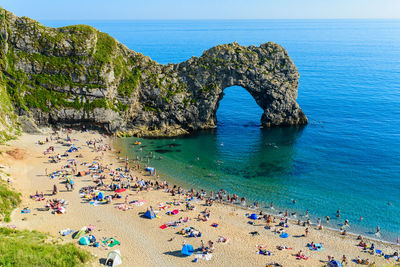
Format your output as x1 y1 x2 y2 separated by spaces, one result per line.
1 130 399 267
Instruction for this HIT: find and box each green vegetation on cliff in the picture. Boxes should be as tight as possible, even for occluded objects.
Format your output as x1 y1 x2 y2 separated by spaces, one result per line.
0 78 20 144
0 7 142 121
0 178 20 222
0 227 92 267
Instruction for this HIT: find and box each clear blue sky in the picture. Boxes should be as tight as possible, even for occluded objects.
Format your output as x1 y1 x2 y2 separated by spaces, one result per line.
2 0 400 20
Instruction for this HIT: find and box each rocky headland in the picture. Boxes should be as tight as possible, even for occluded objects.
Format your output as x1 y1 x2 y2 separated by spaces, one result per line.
0 7 307 139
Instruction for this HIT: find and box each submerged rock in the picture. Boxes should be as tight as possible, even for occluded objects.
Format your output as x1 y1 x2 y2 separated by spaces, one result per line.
0 8 307 137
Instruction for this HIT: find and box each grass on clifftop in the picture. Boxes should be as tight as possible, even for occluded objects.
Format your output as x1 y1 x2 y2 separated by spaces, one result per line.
0 227 92 267
0 178 21 222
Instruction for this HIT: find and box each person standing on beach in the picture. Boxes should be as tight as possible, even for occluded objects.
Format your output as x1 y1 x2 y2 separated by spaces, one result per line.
342 255 347 264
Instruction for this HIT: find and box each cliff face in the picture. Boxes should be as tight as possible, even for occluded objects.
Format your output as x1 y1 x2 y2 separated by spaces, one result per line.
0 8 307 137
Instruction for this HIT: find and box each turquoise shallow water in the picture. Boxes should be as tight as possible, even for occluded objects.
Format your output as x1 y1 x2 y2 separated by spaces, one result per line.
43 19 400 242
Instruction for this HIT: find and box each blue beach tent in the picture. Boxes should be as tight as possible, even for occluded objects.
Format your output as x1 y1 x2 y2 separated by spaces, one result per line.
249 213 258 220
79 236 90 245
279 233 289 238
181 244 194 256
327 260 342 267
144 209 156 219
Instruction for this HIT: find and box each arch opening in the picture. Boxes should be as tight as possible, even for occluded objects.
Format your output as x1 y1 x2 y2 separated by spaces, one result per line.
215 86 264 128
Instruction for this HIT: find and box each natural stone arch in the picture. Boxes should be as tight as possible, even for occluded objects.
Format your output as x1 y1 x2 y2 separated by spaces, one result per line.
171 42 308 130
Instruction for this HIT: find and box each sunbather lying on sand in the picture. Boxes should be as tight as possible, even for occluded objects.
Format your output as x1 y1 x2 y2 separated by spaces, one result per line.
257 245 273 256
217 236 229 243
277 245 292 250
295 250 309 260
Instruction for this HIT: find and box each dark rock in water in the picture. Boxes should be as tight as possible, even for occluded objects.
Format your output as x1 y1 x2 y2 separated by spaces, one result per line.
155 149 173 153
0 7 307 138
168 143 181 147
243 174 253 179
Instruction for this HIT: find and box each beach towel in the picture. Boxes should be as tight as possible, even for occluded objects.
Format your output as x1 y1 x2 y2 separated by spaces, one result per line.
259 250 272 256
160 224 167 229
211 223 219 227
194 252 213 261
130 200 145 206
21 209 31 214
103 238 121 247
117 204 130 211
60 228 74 236
73 227 87 239
172 209 179 215
89 201 99 206
115 188 126 193
296 255 309 260
308 243 323 251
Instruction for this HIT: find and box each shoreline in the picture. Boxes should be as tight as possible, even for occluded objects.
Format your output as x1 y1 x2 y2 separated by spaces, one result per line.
113 136 400 247
1 130 399 266
115 140 399 248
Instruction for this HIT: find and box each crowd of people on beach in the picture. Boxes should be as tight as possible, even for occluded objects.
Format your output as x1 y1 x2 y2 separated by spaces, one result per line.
23 128 400 265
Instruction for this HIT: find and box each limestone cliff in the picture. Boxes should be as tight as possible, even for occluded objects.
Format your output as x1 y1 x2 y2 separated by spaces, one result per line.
0 7 307 137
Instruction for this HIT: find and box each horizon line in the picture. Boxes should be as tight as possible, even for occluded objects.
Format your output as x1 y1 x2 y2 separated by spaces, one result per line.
39 18 400 21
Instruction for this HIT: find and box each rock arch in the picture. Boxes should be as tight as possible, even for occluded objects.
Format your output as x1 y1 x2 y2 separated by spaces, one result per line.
169 42 308 130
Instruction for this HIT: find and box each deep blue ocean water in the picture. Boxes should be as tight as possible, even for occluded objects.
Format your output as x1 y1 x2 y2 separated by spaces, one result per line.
44 19 400 242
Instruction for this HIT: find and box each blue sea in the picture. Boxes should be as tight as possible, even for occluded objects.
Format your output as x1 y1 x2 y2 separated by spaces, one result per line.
43 19 400 243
